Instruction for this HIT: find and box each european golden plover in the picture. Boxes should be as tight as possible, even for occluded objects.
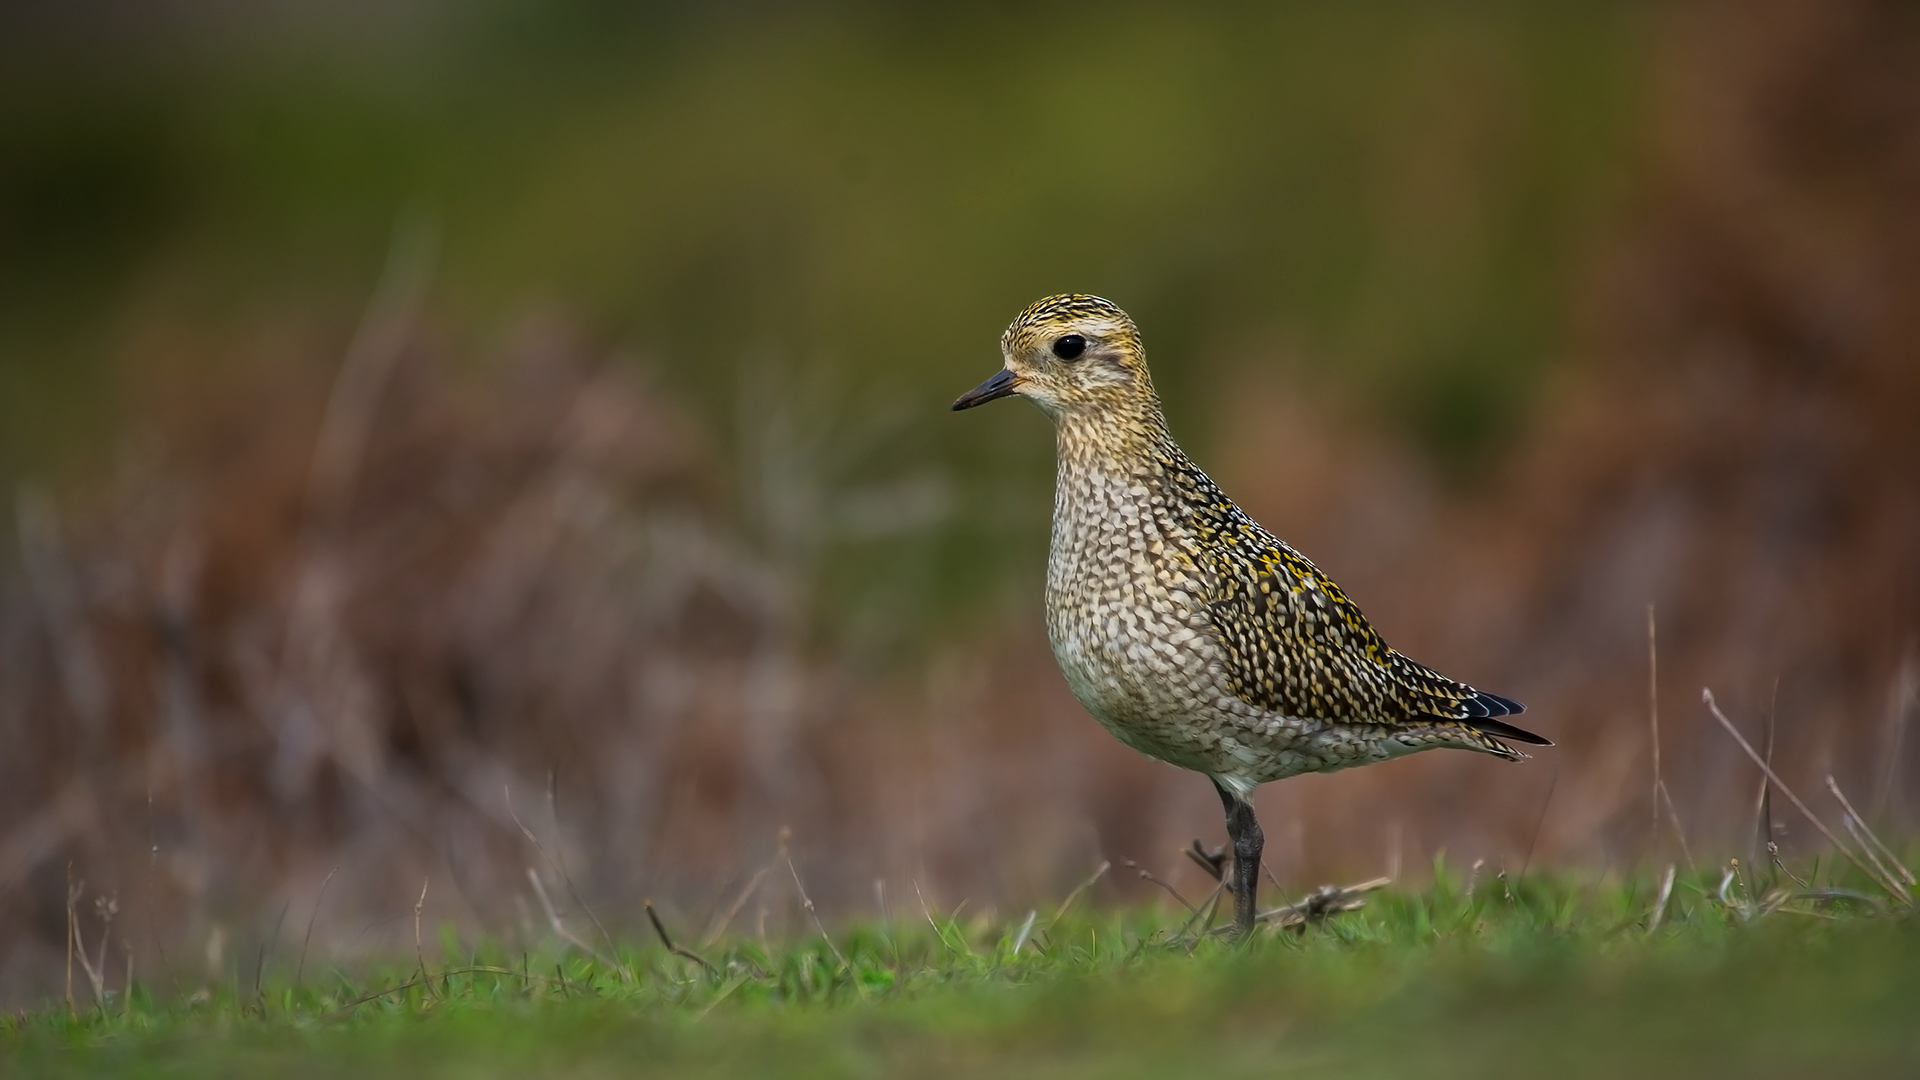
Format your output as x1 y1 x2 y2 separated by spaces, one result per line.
953 294 1549 937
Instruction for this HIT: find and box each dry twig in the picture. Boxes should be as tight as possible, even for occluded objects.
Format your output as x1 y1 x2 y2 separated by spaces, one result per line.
65 870 110 1013
254 899 290 1007
1873 645 1917 818
64 865 75 1017
1716 863 1737 910
1826 776 1915 888
1122 857 1197 914
645 900 719 976
1649 609 1696 871
1174 880 1229 948
507 783 627 975
331 965 564 1016
525 867 615 966
1184 841 1226 882
543 773 621 967
1703 689 1910 905
1750 678 1779 894
295 866 339 991
702 866 769 948
1842 815 1904 898
1649 604 1662 831
1769 841 1810 889
1255 877 1390 932
1045 861 1110 931
913 881 963 957
412 878 436 1000
786 856 848 968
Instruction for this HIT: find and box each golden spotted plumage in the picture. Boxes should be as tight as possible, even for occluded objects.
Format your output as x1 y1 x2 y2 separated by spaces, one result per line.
955 293 1549 936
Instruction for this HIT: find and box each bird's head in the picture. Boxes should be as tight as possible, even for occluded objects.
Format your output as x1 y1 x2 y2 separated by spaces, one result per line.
951 294 1158 421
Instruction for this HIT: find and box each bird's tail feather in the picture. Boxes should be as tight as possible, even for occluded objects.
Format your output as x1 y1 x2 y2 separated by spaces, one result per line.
1468 713 1552 747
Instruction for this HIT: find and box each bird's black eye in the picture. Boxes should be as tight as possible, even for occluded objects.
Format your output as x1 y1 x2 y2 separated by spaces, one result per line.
1051 334 1087 360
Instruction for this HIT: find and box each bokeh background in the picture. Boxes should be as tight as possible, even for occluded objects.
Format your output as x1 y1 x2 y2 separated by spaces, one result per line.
2 0 1916 1004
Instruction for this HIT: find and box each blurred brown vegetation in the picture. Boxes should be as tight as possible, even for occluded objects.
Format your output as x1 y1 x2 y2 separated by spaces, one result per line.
1 0 1917 1004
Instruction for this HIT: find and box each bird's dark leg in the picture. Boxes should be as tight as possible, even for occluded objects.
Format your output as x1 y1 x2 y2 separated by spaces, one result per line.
1212 779 1263 938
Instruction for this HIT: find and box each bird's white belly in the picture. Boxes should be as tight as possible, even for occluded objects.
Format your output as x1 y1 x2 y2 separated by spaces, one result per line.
1044 491 1252 774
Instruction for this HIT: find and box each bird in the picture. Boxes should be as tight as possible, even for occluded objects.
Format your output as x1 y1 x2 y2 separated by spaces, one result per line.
952 293 1549 938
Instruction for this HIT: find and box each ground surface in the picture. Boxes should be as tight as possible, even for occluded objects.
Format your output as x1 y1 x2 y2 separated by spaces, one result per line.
6 868 1917 1079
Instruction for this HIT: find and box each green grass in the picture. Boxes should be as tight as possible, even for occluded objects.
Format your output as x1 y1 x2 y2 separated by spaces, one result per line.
7 868 1918 1079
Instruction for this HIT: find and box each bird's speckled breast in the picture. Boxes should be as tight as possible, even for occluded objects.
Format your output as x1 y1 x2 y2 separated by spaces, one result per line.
1043 451 1262 776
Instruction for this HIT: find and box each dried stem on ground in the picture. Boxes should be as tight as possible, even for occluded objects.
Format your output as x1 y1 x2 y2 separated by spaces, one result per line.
412 878 435 1000
1176 881 1229 949
1749 680 1779 898
1255 878 1390 933
1703 689 1911 906
644 900 719 976
912 881 961 957
65 869 111 1013
1121 857 1197 914
64 865 75 1017
543 773 621 971
1649 609 1697 872
702 867 770 949
786 856 847 968
1826 776 1915 887
507 784 625 975
254 899 289 1007
331 965 564 1017
1045 861 1110 931
1184 841 1226 883
295 866 339 991
525 868 614 967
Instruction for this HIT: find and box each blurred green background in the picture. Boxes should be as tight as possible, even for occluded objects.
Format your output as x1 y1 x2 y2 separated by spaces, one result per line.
0 1 1641 651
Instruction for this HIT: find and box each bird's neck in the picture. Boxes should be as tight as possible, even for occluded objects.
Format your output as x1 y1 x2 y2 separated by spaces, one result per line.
1053 401 1178 479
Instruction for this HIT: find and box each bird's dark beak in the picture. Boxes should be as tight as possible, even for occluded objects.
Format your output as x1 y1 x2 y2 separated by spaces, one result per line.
951 368 1022 411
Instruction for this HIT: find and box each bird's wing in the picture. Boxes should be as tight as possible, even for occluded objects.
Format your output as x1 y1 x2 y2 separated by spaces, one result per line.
1198 510 1544 742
